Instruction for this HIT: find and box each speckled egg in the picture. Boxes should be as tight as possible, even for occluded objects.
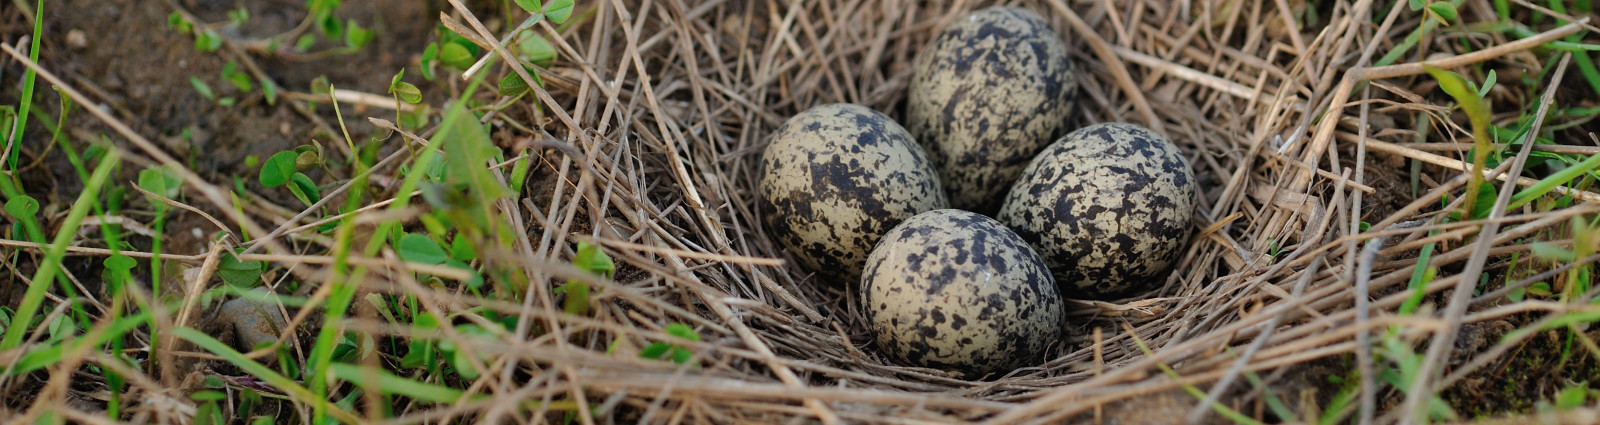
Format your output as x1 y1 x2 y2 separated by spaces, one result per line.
997 123 1196 299
907 7 1079 213
860 209 1064 378
760 104 949 285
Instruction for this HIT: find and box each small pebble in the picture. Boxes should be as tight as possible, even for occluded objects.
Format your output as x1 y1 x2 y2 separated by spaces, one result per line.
216 287 291 353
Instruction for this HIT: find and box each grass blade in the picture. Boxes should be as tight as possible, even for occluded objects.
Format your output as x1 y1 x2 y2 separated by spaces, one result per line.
4 0 45 169
8 309 149 376
1423 65 1493 220
170 327 361 423
1508 150 1600 209
328 363 477 403
1 148 119 350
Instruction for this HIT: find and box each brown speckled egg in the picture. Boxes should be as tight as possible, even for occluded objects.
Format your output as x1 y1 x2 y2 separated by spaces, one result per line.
907 7 1079 213
760 104 949 285
861 209 1064 378
997 123 1196 299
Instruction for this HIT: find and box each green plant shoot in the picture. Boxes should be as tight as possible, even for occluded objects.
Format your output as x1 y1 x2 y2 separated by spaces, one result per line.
641 323 700 364
1424 65 1493 221
560 242 615 316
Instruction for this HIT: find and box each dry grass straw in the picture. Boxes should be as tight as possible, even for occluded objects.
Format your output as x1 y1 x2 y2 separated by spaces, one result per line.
456 0 1599 422
7 0 1600 423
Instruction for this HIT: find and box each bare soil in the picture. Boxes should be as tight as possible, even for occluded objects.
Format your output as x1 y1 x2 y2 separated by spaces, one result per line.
3 0 436 286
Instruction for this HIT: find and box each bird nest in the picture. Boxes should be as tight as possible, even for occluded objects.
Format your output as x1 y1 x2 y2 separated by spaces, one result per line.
485 0 1600 423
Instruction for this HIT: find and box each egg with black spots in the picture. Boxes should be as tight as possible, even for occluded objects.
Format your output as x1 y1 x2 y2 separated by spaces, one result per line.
907 6 1079 214
760 104 949 285
860 209 1064 378
998 123 1196 299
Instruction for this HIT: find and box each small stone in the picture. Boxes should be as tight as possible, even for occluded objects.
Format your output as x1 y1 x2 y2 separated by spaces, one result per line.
217 287 291 354
66 30 88 50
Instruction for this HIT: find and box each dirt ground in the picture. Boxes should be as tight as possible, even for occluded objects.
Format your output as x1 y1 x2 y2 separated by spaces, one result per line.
1 0 434 410
3 0 439 266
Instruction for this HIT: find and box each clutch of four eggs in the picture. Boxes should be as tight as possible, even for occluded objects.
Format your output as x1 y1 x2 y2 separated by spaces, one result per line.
757 7 1196 377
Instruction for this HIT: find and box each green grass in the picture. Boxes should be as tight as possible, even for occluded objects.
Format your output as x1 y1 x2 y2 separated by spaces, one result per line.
174 327 363 423
5 0 44 171
0 0 578 421
1 148 120 350
1358 2 1600 422
0 0 50 282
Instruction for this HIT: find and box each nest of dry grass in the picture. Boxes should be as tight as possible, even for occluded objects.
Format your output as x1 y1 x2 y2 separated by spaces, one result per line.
489 0 1600 422
9 0 1600 423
